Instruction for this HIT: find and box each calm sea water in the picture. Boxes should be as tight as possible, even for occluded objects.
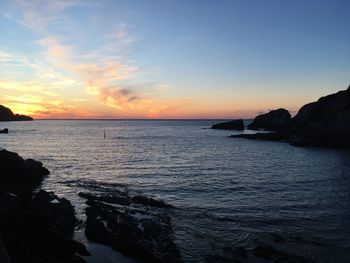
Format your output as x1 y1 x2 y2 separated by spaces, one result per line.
1 120 350 262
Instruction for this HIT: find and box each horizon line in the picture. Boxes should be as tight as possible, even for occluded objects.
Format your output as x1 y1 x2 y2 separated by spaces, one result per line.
33 118 254 121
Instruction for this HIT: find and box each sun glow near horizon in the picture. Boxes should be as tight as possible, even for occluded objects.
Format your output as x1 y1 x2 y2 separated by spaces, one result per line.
1 0 349 119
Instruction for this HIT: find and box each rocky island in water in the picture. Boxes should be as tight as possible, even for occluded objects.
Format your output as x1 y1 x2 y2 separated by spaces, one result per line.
214 85 350 148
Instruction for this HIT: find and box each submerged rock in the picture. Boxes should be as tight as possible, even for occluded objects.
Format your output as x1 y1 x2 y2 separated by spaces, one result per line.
211 120 245 130
248 108 292 131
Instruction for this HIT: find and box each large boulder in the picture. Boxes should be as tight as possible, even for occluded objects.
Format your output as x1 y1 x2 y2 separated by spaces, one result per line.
0 150 49 193
248 108 292 131
211 119 244 130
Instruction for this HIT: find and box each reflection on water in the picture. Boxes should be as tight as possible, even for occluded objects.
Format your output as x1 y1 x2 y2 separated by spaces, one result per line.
1 120 350 262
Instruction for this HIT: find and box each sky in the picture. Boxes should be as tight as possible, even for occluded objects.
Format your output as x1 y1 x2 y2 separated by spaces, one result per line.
0 0 349 119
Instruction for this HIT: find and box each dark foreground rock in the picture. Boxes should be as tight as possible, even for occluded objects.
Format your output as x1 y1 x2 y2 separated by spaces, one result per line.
80 191 182 263
0 105 33 121
248 108 292 131
0 149 88 263
0 128 8 134
211 119 245 130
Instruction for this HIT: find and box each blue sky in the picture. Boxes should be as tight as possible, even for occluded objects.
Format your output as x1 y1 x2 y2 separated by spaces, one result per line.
0 0 349 118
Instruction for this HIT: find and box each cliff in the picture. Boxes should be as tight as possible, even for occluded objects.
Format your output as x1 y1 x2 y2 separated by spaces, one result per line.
0 105 33 121
232 84 350 148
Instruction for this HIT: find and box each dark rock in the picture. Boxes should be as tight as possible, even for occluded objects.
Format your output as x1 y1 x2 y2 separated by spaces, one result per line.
79 191 131 206
132 195 174 208
0 105 33 121
85 208 111 245
0 149 49 193
84 192 181 263
248 108 292 131
0 128 8 134
234 85 350 148
211 120 244 130
291 86 350 147
0 149 88 263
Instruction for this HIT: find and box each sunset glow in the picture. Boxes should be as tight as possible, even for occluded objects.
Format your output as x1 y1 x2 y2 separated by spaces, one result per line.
1 0 349 119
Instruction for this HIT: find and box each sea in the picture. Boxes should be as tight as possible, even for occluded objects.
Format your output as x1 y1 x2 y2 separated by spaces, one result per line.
1 120 350 263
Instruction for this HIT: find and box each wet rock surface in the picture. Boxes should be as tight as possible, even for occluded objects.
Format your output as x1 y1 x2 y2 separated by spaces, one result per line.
0 149 88 263
79 189 182 263
211 120 245 130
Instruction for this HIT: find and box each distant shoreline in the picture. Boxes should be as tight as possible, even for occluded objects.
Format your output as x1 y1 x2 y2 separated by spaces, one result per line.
31 118 254 121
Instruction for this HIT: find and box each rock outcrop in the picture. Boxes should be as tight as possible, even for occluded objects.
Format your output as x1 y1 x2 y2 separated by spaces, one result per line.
0 105 33 121
248 108 292 131
0 149 88 263
233 85 350 148
80 190 182 263
290 85 350 147
0 128 8 134
211 119 244 130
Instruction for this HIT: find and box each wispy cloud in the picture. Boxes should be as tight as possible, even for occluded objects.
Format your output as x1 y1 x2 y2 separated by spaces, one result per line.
0 0 190 118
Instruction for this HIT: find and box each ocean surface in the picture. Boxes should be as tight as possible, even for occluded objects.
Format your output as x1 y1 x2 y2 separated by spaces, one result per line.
1 120 350 262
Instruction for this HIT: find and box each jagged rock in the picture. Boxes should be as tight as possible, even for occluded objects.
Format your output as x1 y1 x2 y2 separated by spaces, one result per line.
0 128 8 134
211 120 244 130
79 192 131 206
248 108 292 131
0 149 88 263
291 86 350 147
84 192 182 263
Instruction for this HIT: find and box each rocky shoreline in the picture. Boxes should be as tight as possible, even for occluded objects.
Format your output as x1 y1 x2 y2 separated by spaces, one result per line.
0 149 89 263
0 149 321 263
215 85 350 148
0 149 183 263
